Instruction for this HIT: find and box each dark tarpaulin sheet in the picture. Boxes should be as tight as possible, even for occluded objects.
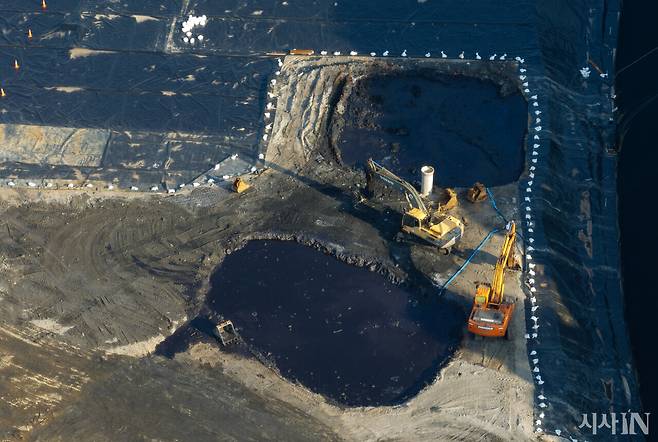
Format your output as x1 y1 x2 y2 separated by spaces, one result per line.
169 20 537 56
517 0 641 439
0 48 268 134
0 0 641 439
185 0 535 22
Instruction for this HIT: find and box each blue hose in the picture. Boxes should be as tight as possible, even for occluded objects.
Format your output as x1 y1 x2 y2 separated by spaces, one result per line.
438 227 501 295
487 186 528 245
486 187 508 223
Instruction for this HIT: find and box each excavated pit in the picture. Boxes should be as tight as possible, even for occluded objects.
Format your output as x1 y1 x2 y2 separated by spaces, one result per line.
332 71 527 186
204 240 464 407
266 57 528 190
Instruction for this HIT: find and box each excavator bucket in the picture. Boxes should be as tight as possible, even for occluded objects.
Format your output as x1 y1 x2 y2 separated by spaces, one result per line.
466 182 487 203
442 188 458 211
233 177 250 193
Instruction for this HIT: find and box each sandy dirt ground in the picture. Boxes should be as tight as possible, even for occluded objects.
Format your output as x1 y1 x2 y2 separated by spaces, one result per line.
0 56 539 441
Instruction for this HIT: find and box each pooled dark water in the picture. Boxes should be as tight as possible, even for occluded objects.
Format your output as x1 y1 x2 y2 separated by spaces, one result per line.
337 73 527 187
207 240 464 406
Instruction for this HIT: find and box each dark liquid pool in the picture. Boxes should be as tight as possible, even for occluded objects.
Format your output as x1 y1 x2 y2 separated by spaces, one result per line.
335 73 527 187
207 240 465 406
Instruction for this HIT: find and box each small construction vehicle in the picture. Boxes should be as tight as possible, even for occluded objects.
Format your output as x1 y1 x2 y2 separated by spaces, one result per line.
213 320 238 346
466 182 487 203
289 49 315 55
366 158 464 252
232 177 250 193
468 221 517 338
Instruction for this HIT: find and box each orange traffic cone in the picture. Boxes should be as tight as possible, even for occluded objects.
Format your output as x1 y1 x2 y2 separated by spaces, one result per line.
28 29 33 39
13 59 20 70
41 0 47 10
0 88 6 97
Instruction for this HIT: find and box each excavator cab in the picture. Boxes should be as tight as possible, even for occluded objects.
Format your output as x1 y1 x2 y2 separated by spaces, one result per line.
401 208 426 229
470 283 508 330
469 301 514 337
402 213 421 229
474 284 491 306
470 306 506 327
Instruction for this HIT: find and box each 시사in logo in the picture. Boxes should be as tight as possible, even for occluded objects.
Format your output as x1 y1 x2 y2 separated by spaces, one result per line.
578 412 650 435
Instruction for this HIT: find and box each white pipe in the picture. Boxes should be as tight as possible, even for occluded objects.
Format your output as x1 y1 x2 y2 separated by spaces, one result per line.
421 165 434 196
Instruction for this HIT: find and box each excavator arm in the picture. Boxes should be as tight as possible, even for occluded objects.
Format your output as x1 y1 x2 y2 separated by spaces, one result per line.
489 221 516 304
365 158 464 251
366 158 429 215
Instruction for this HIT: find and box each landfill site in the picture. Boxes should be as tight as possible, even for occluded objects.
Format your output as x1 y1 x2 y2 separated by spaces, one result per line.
0 1 643 441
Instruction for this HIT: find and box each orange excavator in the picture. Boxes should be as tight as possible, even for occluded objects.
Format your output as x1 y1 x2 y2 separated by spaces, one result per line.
468 221 517 338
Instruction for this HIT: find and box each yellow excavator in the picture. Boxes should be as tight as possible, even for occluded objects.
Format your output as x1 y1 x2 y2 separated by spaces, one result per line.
366 159 464 252
468 221 517 338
